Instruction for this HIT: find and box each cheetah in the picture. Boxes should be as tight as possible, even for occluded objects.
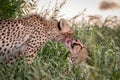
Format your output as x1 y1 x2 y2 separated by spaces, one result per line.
0 14 73 64
69 39 89 64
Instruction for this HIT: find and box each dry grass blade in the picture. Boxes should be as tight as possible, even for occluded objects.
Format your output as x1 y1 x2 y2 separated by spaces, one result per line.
51 0 67 18
39 1 52 17
69 8 86 22
38 0 67 19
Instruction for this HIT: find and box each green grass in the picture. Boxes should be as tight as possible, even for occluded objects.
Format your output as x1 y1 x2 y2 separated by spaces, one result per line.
0 26 120 80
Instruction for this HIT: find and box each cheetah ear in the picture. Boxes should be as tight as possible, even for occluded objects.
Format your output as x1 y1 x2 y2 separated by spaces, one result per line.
58 18 67 30
60 18 67 27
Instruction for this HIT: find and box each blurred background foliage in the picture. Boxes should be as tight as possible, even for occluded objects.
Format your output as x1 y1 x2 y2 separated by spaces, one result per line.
0 0 25 19
0 0 37 19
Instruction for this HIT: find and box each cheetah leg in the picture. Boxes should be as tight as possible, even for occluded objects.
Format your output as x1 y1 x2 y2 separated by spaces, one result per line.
23 34 47 64
23 46 37 64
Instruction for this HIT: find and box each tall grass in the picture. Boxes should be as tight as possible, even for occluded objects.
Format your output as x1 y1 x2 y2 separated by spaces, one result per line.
0 25 120 80
0 0 120 80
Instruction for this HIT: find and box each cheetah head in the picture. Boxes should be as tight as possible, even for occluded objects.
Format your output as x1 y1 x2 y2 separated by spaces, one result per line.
69 39 90 64
53 18 74 46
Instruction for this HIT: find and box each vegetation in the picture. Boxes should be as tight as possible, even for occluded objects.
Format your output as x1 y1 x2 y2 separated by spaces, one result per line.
0 0 37 19
0 0 120 80
0 0 25 19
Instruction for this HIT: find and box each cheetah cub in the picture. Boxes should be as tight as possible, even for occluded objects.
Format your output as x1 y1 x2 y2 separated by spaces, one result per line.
70 39 89 64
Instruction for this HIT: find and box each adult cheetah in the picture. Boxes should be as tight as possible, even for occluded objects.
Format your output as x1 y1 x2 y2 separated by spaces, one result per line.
0 14 73 64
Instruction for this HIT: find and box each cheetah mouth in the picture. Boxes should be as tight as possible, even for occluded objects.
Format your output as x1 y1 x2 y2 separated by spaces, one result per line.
66 38 72 44
63 38 73 47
